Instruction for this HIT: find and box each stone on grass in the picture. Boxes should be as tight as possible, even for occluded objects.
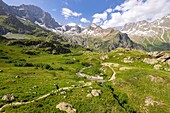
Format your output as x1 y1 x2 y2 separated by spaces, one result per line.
154 64 162 70
86 93 93 98
100 55 109 60
83 82 92 87
0 70 3 72
122 57 134 63
143 58 158 65
148 75 164 83
166 59 170 66
145 97 164 106
15 75 20 78
2 94 14 101
60 91 66 95
164 68 170 72
56 102 76 113
91 89 102 97
33 85 38 89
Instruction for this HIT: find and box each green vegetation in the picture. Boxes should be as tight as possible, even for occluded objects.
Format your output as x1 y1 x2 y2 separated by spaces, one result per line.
0 35 170 113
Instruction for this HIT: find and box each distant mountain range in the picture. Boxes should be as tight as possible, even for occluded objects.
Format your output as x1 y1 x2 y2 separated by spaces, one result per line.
0 0 169 51
122 15 170 50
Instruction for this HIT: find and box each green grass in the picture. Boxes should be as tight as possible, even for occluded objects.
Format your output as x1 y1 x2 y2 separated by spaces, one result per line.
0 40 170 113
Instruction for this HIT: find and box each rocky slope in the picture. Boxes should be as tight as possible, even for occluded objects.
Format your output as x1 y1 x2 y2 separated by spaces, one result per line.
0 0 61 29
122 15 170 50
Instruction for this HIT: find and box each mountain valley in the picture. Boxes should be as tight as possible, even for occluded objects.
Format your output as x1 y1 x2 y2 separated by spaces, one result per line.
0 0 170 113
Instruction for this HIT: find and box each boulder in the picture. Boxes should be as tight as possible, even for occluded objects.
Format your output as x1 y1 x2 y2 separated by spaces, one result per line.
148 75 164 83
91 89 102 97
33 85 38 89
145 97 164 106
15 75 20 78
83 82 92 87
60 91 66 95
148 51 164 58
100 55 109 60
122 57 134 63
143 58 158 65
164 68 170 72
166 59 170 66
2 94 14 101
86 93 93 98
148 51 170 62
56 102 76 113
154 64 162 70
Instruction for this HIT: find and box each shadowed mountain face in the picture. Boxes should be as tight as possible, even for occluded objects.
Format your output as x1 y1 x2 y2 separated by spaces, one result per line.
0 0 61 29
122 15 170 51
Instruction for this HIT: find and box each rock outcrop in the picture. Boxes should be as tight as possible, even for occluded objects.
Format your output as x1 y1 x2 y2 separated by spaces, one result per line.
2 94 14 101
91 89 102 97
143 58 158 65
56 102 76 113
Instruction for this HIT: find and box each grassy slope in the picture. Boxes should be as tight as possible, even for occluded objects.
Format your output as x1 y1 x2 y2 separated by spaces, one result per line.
0 38 170 113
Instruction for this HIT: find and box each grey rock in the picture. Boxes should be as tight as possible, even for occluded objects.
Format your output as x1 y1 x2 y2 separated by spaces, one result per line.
143 58 158 65
91 89 102 97
154 64 162 70
2 94 14 101
56 102 76 113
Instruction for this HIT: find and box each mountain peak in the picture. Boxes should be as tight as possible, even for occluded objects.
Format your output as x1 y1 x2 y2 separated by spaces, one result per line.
89 23 99 28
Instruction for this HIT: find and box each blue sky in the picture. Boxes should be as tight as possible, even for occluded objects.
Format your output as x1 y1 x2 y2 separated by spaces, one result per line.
3 0 170 28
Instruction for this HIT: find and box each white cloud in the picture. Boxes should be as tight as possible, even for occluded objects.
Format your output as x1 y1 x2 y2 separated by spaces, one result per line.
92 12 107 24
101 12 124 28
101 0 170 28
62 8 82 19
80 18 90 23
105 8 113 13
67 23 77 26
93 12 107 21
114 6 122 11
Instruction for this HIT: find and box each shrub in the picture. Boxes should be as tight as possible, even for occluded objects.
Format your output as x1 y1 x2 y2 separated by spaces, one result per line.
81 62 91 67
34 63 53 70
14 62 34 67
92 68 101 75
56 67 64 71
0 56 9 59
65 61 75 64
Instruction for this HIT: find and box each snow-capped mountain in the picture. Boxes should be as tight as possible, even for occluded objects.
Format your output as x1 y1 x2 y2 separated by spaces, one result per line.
122 15 170 37
1 0 169 51
122 15 170 50
0 0 61 29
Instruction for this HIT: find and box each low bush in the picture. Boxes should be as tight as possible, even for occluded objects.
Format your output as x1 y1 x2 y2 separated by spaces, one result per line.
34 63 53 70
0 56 9 59
65 61 75 64
56 67 64 71
14 62 34 67
81 62 91 67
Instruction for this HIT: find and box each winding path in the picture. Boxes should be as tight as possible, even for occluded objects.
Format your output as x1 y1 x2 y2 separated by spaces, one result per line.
0 62 116 111
0 86 77 111
101 63 116 81
76 66 104 83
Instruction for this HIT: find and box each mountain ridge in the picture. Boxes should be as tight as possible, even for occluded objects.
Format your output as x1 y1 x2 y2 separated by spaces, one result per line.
122 14 170 50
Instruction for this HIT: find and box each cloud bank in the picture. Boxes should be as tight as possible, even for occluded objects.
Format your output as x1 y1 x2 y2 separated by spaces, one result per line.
92 0 170 28
80 18 90 23
62 8 82 19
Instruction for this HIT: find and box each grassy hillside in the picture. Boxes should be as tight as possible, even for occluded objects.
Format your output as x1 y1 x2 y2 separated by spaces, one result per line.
0 37 169 113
